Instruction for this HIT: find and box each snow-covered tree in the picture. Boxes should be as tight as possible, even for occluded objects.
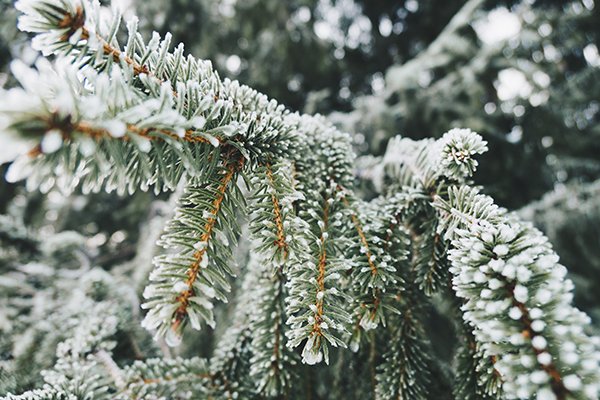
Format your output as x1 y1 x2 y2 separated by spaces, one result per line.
0 0 599 399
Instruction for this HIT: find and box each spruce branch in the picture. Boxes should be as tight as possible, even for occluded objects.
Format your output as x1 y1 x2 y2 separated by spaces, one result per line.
14 0 297 160
285 186 352 365
248 162 308 269
141 153 245 345
436 186 600 399
374 221 445 399
284 116 355 365
265 163 290 261
246 164 307 396
380 131 600 398
375 308 436 400
118 357 212 400
248 254 299 398
343 194 407 343
209 263 258 399
340 192 378 277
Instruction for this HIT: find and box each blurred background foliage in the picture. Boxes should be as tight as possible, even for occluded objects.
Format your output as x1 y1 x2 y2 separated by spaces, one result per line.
0 0 599 394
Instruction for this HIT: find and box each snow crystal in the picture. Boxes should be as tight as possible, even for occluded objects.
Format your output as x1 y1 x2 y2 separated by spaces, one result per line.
191 116 206 130
104 120 127 138
516 266 532 282
78 138 96 157
480 231 494 243
493 244 509 257
301 335 323 365
514 285 528 302
501 264 516 280
532 336 547 350
531 320 545 332
536 388 556 400
41 129 63 153
188 309 202 330
562 352 578 365
136 137 152 153
530 370 549 384
473 271 487 283
536 289 552 305
193 241 207 251
510 333 525 345
537 352 552 365
165 327 182 347
563 375 582 391
489 259 505 272
508 307 522 320
498 224 517 242
520 355 534 368
359 315 377 331
489 278 503 290
173 281 189 293
200 254 209 268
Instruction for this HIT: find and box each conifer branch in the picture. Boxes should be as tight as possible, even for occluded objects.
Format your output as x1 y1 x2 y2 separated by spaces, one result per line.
54 4 150 77
210 264 258 399
436 185 600 399
142 153 245 345
340 191 377 276
249 258 298 397
28 114 215 149
119 357 213 399
265 163 290 260
170 155 243 333
314 196 330 332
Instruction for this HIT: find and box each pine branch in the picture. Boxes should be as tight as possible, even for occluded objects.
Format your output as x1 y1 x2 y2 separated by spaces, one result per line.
375 309 435 400
249 258 298 398
141 153 244 345
209 263 259 399
248 162 308 269
265 163 290 260
285 187 352 365
343 194 407 342
436 185 600 399
118 357 212 400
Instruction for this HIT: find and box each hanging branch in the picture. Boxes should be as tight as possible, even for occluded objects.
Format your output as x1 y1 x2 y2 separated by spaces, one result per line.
436 185 600 399
141 152 245 345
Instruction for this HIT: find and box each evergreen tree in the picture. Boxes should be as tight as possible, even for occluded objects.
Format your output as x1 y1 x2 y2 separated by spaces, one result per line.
0 0 599 399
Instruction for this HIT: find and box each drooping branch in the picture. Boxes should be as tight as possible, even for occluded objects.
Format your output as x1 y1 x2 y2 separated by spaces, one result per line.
265 163 289 260
171 156 244 334
141 152 245 344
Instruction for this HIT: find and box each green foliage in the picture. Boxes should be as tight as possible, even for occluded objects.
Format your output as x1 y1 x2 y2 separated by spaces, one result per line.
0 1 599 399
